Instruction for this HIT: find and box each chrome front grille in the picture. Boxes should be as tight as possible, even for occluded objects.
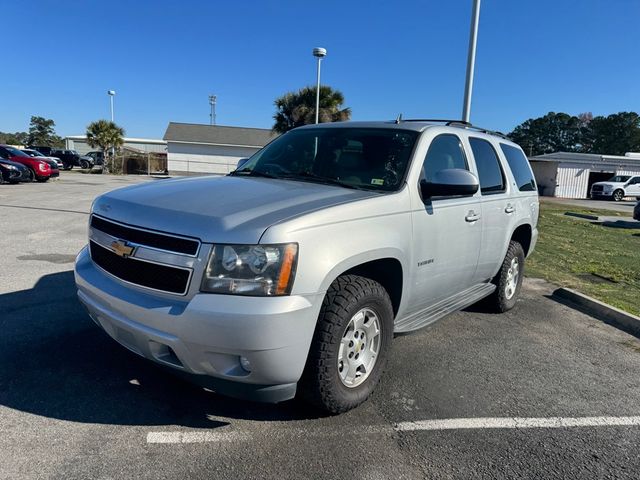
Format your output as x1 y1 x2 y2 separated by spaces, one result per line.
89 214 201 295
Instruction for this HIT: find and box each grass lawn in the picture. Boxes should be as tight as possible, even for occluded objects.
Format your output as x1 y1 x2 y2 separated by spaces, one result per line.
527 201 640 316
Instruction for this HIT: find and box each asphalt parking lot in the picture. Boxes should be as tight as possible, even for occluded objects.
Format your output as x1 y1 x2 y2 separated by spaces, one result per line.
1 175 640 479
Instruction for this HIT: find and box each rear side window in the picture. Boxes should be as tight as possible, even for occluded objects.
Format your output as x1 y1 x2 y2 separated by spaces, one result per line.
500 143 536 192
422 134 468 181
469 138 505 194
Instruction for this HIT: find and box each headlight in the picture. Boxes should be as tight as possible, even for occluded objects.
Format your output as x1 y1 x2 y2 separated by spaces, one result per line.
201 243 298 296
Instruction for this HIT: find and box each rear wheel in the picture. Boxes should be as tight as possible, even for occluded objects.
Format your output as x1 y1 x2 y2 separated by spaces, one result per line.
80 160 90 169
484 240 525 313
613 189 624 202
299 275 394 414
63 163 73 171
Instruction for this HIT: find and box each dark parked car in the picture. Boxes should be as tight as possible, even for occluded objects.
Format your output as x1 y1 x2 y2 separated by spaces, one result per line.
634 200 640 221
82 150 104 166
0 145 54 181
0 159 30 183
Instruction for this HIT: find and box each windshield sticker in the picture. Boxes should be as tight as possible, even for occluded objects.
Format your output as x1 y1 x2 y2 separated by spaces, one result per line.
371 178 384 186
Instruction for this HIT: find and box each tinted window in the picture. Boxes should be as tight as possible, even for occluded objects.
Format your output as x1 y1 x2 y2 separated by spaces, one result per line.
422 134 468 182
237 128 419 192
470 138 505 194
609 175 631 183
500 143 536 192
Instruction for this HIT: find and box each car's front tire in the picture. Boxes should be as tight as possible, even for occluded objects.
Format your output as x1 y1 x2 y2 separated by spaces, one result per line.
485 240 525 313
613 189 624 202
299 275 394 414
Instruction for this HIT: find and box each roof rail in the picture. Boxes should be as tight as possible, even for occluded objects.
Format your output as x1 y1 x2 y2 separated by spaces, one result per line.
399 118 509 139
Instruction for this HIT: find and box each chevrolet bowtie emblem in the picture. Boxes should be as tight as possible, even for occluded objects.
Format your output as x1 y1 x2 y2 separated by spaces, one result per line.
110 240 135 258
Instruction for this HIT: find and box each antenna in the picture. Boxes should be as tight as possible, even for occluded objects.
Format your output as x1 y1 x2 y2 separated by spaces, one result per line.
395 113 403 124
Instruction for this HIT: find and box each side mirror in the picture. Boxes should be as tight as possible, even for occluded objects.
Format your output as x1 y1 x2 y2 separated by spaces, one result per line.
420 168 479 201
236 158 250 170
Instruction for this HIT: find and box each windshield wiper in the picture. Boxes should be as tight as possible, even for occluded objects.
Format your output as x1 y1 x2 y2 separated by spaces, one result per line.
282 172 363 190
229 168 277 179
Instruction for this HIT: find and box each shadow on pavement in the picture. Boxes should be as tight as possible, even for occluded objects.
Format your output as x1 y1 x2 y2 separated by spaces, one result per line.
0 271 325 428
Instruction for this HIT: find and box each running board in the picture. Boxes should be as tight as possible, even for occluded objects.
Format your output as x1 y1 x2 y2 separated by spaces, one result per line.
394 283 496 333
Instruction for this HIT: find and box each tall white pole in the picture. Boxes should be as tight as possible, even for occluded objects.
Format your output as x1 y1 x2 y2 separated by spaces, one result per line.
462 0 481 123
110 95 114 122
313 47 327 124
315 56 322 124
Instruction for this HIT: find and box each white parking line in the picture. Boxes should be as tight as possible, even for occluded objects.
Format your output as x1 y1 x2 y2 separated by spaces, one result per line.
147 416 640 444
395 416 640 432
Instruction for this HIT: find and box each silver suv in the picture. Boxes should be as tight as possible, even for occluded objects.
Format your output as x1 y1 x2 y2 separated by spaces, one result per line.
75 120 539 413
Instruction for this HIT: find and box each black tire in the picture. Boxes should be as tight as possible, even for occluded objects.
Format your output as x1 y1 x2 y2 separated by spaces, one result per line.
299 275 394 414
27 168 36 182
80 160 90 169
613 189 624 202
485 240 525 313
36 176 49 183
63 163 73 171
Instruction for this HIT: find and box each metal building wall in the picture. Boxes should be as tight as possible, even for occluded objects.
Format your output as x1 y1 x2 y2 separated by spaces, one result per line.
554 164 590 198
616 168 640 177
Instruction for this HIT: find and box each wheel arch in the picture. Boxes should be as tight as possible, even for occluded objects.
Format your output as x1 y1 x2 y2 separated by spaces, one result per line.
510 223 532 256
318 251 406 318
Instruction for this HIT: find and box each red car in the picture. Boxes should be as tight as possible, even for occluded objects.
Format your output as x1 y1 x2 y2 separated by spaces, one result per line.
0 145 57 182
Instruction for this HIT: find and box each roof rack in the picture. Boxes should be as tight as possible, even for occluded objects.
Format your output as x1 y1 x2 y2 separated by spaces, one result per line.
397 118 509 139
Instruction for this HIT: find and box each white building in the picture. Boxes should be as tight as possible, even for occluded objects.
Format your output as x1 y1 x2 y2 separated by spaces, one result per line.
529 152 640 198
65 136 167 155
163 123 278 175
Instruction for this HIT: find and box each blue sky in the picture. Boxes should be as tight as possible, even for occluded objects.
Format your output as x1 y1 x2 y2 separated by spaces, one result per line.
1 0 639 138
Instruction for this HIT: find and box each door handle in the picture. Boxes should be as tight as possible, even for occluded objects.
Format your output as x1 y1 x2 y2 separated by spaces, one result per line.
505 205 515 214
465 211 480 222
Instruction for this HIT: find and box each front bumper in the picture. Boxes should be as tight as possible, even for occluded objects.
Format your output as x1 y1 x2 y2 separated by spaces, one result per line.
74 246 323 403
590 191 612 198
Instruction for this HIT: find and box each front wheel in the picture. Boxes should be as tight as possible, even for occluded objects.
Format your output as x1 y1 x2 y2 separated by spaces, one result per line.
80 160 90 169
299 275 394 414
36 176 49 183
613 189 624 202
485 240 525 313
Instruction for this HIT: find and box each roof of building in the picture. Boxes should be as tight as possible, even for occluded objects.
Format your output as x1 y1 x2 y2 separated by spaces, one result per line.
530 151 640 167
163 122 278 147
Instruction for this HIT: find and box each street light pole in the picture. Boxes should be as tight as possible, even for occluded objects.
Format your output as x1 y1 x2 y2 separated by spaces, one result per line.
313 47 327 124
462 0 481 123
107 90 116 122
209 95 217 125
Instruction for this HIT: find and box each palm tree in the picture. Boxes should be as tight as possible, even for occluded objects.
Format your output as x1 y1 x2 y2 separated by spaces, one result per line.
85 120 125 173
273 86 351 134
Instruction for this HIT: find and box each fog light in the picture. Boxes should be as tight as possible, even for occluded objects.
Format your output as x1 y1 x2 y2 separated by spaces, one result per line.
239 356 252 372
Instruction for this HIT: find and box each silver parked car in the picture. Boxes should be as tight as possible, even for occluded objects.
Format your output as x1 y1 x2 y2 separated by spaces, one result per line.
75 120 539 413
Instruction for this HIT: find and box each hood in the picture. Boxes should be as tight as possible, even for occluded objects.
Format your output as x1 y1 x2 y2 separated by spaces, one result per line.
0 159 27 170
593 181 622 187
92 175 380 243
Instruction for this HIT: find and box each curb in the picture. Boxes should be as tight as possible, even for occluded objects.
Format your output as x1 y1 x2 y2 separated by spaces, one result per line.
553 287 640 337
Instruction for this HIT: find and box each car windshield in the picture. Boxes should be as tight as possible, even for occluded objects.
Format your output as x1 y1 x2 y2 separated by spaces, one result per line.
609 175 631 182
6 147 30 157
231 127 419 192
25 150 44 157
